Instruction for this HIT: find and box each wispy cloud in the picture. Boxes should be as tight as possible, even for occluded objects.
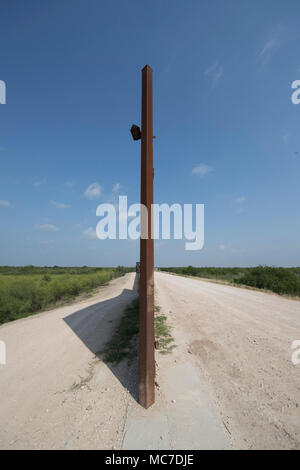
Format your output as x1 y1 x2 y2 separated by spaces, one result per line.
0 200 13 208
106 182 124 210
84 182 102 199
159 52 177 81
112 183 121 193
259 39 280 65
192 164 213 177
204 61 223 86
33 179 46 187
218 243 244 254
35 223 59 232
50 200 70 209
235 195 246 214
82 227 97 239
230 247 245 254
40 240 55 245
235 196 246 204
63 181 75 188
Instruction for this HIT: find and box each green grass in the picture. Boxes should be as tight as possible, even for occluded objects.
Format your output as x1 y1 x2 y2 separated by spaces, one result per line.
103 299 175 364
154 305 176 354
0 265 134 325
102 297 140 363
159 265 300 297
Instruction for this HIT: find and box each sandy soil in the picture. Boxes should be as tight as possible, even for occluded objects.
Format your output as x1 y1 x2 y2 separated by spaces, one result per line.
0 271 299 449
155 271 300 450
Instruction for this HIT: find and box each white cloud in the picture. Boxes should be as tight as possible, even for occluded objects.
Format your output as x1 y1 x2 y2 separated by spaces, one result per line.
112 183 121 193
40 240 55 245
230 247 245 254
192 164 213 177
235 196 246 214
282 132 291 142
0 200 13 207
259 39 280 65
35 224 59 232
50 200 70 209
218 243 244 253
82 227 97 239
159 52 177 81
63 181 75 188
204 61 223 85
33 179 46 187
84 182 102 199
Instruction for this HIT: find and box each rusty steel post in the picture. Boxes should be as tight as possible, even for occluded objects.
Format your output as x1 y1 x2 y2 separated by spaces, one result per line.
139 64 155 409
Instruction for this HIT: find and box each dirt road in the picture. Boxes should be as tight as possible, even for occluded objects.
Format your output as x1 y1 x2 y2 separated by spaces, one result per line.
0 273 138 449
155 271 300 449
0 271 299 449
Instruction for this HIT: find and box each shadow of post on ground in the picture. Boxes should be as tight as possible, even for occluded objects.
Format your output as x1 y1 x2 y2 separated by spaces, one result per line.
63 274 139 402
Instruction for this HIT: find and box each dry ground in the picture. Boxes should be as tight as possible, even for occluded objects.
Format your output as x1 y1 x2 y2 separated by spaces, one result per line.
155 271 300 449
0 273 138 449
0 271 299 449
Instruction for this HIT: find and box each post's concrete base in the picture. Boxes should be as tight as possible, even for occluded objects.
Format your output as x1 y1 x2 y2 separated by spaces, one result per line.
122 362 229 450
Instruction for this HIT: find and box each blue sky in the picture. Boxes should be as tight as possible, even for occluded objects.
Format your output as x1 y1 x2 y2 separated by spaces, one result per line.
0 0 300 267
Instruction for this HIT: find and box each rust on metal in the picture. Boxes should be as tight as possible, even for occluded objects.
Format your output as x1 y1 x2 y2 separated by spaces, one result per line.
138 64 155 409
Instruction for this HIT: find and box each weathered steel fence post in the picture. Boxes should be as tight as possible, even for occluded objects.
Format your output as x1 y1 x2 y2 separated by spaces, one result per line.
139 65 155 408
130 65 155 409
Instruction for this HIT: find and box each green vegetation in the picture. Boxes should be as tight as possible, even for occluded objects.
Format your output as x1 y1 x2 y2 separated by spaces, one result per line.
0 265 134 276
103 299 175 364
0 265 134 325
154 305 176 354
102 297 140 363
159 266 300 297
234 266 300 297
159 266 247 282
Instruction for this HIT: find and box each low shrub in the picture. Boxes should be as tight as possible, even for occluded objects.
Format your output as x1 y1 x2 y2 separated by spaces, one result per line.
0 266 133 325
